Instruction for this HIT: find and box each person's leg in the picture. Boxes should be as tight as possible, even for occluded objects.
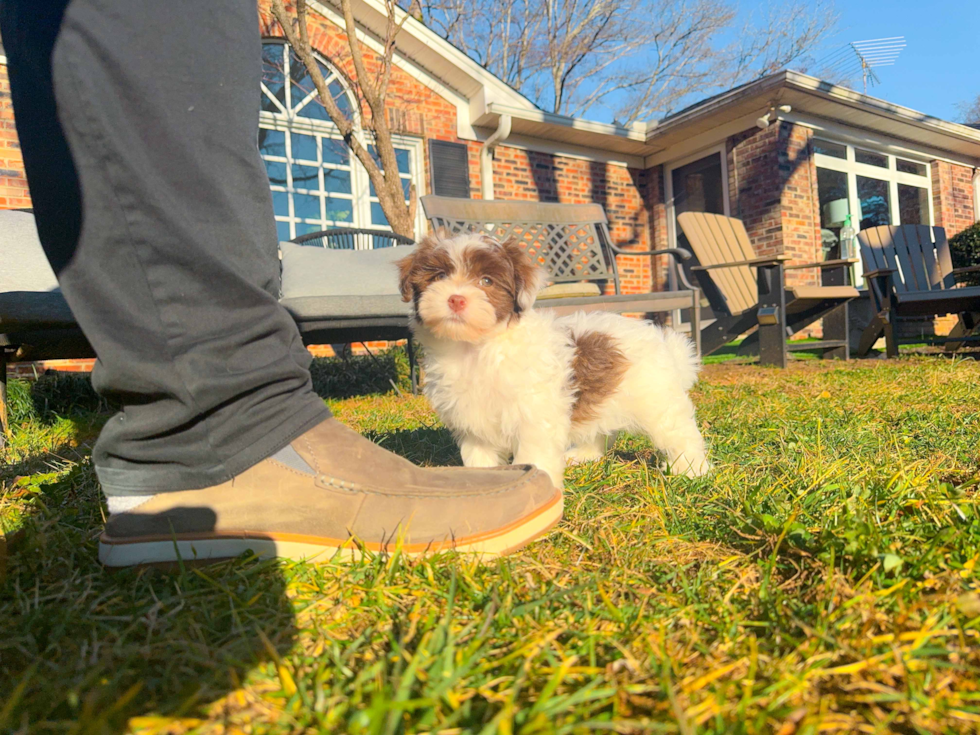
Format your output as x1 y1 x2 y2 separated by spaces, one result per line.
1 0 561 565
1 0 329 497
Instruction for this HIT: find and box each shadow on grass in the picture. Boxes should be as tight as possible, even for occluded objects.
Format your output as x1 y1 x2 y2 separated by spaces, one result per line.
363 426 460 467
309 346 411 400
1 377 297 733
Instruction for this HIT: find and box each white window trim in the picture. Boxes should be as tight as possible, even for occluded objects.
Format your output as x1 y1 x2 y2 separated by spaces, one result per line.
814 138 934 286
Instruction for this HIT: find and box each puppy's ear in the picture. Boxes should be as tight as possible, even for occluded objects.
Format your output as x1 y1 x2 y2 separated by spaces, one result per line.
396 248 419 303
396 231 445 302
499 238 546 313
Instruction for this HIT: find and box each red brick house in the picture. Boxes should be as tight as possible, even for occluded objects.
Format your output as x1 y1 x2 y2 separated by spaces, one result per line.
3 0 980 354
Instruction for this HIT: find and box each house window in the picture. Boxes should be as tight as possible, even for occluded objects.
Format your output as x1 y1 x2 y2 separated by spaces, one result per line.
258 40 421 243
814 139 933 286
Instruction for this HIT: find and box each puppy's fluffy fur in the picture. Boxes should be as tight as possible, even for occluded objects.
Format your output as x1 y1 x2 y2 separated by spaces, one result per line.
398 231 711 487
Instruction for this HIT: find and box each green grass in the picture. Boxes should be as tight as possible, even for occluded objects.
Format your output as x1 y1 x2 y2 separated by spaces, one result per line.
2 354 979 734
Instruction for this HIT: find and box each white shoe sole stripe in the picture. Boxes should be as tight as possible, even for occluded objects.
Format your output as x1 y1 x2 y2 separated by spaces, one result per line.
98 500 563 567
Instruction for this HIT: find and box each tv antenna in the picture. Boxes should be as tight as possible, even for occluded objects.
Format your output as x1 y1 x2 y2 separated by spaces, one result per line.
812 36 906 94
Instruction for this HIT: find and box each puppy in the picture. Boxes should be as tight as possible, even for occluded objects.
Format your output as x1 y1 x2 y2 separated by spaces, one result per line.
397 231 711 487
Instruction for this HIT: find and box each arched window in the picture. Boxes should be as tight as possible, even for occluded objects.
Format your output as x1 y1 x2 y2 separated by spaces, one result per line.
258 40 420 242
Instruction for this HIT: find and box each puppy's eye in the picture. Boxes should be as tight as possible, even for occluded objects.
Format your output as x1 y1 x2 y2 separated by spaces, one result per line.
480 276 493 287
432 272 447 281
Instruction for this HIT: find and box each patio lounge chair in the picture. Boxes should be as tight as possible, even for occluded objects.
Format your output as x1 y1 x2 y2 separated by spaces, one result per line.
420 195 702 352
677 211 858 367
856 224 980 357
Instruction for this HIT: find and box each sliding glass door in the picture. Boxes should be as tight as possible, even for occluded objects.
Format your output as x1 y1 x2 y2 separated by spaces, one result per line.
666 148 728 324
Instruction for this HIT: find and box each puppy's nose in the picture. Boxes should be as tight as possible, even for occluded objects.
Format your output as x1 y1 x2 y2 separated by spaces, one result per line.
447 294 467 313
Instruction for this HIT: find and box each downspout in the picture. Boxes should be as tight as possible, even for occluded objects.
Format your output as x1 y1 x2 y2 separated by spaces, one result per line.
480 114 512 200
973 167 980 222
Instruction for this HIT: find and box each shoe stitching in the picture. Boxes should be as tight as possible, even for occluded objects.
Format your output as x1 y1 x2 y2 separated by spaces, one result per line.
318 468 544 498
304 434 321 474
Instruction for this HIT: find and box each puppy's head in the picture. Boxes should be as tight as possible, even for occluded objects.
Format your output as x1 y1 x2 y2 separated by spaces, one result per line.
397 231 544 342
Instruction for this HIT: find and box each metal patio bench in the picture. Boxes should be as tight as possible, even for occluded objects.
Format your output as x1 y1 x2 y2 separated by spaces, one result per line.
856 224 980 357
420 196 702 354
1 212 422 436
677 211 858 367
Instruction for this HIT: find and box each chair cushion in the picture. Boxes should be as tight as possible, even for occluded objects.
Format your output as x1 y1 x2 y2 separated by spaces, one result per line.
0 210 61 295
535 282 602 300
278 241 414 321
0 210 77 330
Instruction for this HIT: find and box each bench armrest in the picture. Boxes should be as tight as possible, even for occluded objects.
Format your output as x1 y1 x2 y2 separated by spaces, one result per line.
863 267 897 279
691 255 789 271
784 258 859 270
606 243 692 261
952 265 980 276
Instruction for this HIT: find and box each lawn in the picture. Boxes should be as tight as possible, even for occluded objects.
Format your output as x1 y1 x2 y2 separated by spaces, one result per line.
1 353 979 734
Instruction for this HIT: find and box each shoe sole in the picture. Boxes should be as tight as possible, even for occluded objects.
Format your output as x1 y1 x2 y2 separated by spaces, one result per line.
98 492 563 567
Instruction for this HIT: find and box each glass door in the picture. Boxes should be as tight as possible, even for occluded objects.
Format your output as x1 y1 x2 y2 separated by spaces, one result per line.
667 150 728 323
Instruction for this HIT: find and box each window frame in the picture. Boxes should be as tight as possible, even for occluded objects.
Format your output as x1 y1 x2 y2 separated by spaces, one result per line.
813 138 934 286
258 39 425 241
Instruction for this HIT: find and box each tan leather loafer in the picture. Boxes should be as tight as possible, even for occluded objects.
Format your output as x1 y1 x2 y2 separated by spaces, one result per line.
99 418 561 566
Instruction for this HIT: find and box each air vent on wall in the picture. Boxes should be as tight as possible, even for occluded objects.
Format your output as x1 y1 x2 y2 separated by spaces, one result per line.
428 140 471 198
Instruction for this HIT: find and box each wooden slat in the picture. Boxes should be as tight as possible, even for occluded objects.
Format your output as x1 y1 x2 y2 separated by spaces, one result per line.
933 227 957 289
895 226 927 291
537 293 696 317
857 231 879 278
687 212 745 314
685 213 756 315
857 227 889 274
786 339 849 351
914 225 944 291
693 214 744 307
886 225 919 293
870 226 907 293
421 195 607 225
716 215 760 310
678 213 738 315
912 225 940 291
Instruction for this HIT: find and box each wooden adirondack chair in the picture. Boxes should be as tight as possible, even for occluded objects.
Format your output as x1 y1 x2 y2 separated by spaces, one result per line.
677 211 858 367
856 224 980 357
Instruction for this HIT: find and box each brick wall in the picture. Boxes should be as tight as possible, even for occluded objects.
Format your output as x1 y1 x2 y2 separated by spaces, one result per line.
728 124 781 257
931 160 976 238
0 62 31 209
728 121 821 286
491 145 656 293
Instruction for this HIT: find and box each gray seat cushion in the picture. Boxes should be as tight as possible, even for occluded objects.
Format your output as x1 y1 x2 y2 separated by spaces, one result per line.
278 241 413 321
0 210 76 329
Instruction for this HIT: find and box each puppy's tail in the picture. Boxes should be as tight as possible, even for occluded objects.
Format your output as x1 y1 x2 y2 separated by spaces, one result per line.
662 328 701 392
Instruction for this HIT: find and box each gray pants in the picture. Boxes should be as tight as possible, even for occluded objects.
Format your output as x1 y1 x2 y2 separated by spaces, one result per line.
0 0 330 496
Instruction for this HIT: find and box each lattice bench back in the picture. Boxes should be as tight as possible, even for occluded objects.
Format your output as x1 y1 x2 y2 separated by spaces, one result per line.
420 196 623 294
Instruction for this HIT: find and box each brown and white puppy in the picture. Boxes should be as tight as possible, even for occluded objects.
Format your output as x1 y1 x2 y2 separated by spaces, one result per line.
398 231 710 487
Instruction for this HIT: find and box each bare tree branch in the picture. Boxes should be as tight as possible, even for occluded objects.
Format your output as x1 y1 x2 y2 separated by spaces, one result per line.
415 0 837 124
956 93 980 126
271 0 418 237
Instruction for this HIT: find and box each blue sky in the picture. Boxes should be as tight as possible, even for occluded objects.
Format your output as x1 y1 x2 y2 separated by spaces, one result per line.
774 0 979 121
